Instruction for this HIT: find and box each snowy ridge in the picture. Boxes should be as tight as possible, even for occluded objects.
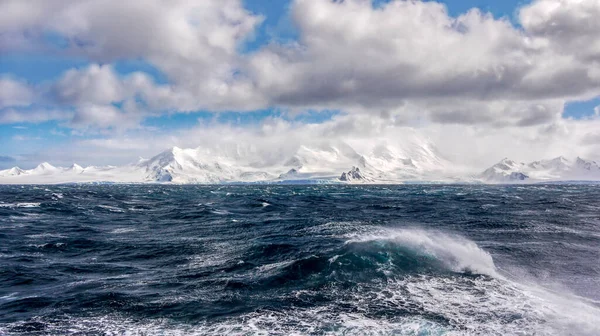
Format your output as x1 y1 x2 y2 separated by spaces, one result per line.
2 140 600 184
481 157 600 183
0 161 142 184
0 137 453 184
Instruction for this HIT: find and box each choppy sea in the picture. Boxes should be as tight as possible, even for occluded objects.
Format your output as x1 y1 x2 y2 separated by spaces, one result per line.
0 184 599 335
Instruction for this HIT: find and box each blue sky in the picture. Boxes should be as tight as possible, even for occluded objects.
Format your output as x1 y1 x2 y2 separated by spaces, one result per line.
1 0 599 169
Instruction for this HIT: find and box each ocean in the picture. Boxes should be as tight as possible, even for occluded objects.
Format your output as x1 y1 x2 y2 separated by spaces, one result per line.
0 184 599 335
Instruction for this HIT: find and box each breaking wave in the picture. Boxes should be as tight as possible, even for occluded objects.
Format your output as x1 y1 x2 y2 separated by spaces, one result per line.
344 228 498 276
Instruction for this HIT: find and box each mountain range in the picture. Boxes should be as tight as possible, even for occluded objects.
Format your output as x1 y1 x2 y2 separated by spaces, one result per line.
480 157 600 182
1 141 599 184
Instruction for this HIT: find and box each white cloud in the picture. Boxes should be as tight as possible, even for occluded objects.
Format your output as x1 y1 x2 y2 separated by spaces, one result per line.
15 112 599 170
69 104 140 130
245 0 600 117
0 0 599 138
0 78 34 108
52 64 124 105
520 0 600 61
0 0 265 112
0 108 72 124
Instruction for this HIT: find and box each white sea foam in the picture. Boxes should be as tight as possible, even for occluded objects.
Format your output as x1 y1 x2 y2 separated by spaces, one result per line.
184 241 241 270
400 275 600 335
256 260 295 274
0 202 41 208
5 280 597 336
110 228 137 234
97 205 125 213
2 269 598 336
0 312 455 336
25 233 66 239
481 203 498 209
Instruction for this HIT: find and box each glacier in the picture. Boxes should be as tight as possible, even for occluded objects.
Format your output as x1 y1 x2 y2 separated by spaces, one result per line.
1 140 600 184
481 157 600 183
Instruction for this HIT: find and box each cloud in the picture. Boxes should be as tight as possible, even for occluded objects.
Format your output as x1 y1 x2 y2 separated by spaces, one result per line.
0 0 600 131
16 112 599 171
52 64 124 105
0 77 34 109
247 0 600 112
520 0 600 62
69 103 142 130
581 131 600 145
0 108 72 124
0 0 265 113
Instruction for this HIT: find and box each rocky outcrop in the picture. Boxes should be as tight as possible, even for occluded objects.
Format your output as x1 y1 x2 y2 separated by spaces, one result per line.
340 167 364 182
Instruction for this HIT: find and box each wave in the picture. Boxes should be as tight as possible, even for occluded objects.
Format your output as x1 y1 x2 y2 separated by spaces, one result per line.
4 278 598 336
224 228 498 295
97 204 125 213
1 226 598 335
219 228 598 335
344 229 497 277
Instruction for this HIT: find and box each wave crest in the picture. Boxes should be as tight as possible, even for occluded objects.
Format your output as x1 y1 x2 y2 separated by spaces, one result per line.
345 228 497 277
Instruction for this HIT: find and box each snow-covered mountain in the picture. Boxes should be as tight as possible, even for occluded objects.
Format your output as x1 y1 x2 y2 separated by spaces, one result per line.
2 140 599 184
340 167 366 182
481 157 600 182
0 161 142 184
136 146 279 184
0 136 460 184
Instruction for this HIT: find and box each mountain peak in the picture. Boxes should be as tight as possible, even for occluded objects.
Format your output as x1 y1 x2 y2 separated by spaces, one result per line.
574 157 600 172
340 166 366 182
493 158 521 170
36 162 56 170
70 164 84 172
1 167 26 177
483 155 600 182
550 156 569 163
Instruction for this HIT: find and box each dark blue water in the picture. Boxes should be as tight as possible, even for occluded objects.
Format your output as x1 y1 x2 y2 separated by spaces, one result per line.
0 185 599 335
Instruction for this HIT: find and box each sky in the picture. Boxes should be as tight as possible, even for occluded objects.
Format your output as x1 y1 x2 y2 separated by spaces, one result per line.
1 0 600 170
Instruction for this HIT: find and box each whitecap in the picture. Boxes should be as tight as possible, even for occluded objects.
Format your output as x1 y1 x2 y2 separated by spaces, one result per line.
110 228 137 234
25 233 66 239
98 205 125 213
0 202 41 208
256 260 296 273
345 228 498 276
481 203 498 209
